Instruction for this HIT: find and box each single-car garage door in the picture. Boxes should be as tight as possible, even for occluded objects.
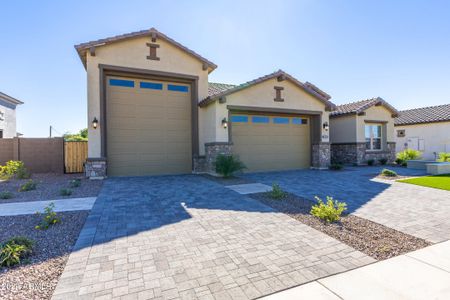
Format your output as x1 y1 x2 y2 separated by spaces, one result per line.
231 113 310 172
106 76 192 176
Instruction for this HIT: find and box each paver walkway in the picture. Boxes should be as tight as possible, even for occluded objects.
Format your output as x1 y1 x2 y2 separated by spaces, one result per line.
0 197 96 216
244 167 450 243
262 240 450 299
53 175 373 300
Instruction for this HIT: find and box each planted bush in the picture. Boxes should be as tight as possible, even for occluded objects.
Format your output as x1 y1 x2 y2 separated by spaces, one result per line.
69 179 81 188
396 149 421 163
0 191 14 199
19 180 37 192
378 158 388 165
381 168 397 177
0 236 34 268
437 152 450 162
267 183 287 200
310 196 347 223
60 188 73 196
35 203 61 230
367 159 375 166
329 163 343 170
215 154 246 178
0 160 30 180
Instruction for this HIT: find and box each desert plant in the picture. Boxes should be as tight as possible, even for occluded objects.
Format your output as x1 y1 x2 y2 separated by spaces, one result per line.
4 237 34 257
60 188 72 196
0 160 30 180
69 179 81 188
267 183 287 200
381 168 397 177
214 154 246 178
367 159 375 166
0 191 14 199
35 203 61 230
437 152 450 162
395 158 404 165
378 158 388 165
310 196 347 223
0 236 34 268
329 163 343 170
396 149 421 162
19 180 37 192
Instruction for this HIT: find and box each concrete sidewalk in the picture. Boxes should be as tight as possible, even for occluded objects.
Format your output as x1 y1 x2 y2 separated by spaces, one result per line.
0 197 96 216
261 241 450 300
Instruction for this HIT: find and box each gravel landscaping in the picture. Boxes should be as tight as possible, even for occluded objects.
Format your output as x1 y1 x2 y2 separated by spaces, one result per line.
0 211 88 300
0 173 102 203
249 192 431 260
202 173 254 185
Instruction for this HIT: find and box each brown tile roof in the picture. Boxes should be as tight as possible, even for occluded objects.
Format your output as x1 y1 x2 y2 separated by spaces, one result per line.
74 28 217 71
395 104 450 126
208 82 236 97
199 70 335 110
331 97 399 117
0 92 24 105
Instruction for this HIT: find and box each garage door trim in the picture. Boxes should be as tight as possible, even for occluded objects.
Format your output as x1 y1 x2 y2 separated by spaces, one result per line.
99 64 199 171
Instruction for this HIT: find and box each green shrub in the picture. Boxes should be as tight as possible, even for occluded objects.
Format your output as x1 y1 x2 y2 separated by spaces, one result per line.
19 180 37 192
401 161 407 167
60 188 72 196
0 191 14 199
367 159 375 166
378 158 388 165
0 236 34 268
381 168 397 177
35 203 61 230
214 154 246 178
0 160 30 180
310 196 347 223
69 179 81 188
329 163 343 170
437 152 450 162
267 183 287 200
395 158 404 165
396 149 421 162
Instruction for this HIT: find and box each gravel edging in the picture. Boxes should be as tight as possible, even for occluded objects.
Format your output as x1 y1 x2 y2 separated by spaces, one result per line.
202 174 254 186
249 192 431 260
0 211 89 300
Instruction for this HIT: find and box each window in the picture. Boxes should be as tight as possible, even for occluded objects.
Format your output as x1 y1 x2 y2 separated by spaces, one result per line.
252 116 269 123
365 124 382 150
140 81 163 90
273 117 289 124
167 84 189 92
231 115 248 123
109 79 134 87
292 118 308 125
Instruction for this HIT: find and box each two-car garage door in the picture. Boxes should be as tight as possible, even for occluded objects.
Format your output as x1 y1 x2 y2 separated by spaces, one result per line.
106 76 192 176
231 113 311 172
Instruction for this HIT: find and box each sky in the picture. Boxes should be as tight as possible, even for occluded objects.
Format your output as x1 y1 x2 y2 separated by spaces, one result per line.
2 0 450 137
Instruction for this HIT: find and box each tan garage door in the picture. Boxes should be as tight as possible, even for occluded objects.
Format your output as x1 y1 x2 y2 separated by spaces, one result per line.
231 114 310 172
106 76 192 176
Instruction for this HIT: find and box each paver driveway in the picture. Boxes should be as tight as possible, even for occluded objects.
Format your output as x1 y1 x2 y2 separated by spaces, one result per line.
244 166 450 243
53 175 373 300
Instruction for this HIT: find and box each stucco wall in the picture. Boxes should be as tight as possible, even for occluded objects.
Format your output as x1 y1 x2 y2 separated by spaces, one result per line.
329 114 357 143
0 100 18 138
211 78 330 143
85 36 210 157
395 121 450 160
356 106 395 143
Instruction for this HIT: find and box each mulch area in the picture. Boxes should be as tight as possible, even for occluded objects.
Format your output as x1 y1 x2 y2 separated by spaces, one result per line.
202 174 254 186
0 211 88 300
0 173 103 203
249 192 431 260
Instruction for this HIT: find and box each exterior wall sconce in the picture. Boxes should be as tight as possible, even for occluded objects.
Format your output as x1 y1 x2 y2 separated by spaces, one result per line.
92 117 98 129
221 118 228 129
323 122 329 131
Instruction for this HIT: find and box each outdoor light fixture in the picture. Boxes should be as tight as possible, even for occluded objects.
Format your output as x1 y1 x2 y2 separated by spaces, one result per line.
323 121 329 131
92 117 98 129
222 118 228 129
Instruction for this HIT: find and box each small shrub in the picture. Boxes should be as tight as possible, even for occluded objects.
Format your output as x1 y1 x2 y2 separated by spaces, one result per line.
396 149 421 162
215 154 246 178
437 152 450 162
0 191 14 199
378 158 388 165
329 163 343 170
367 159 375 166
0 236 34 268
19 180 37 192
395 158 404 165
69 179 81 188
267 183 287 200
310 196 347 223
381 168 397 177
401 161 407 167
60 188 72 196
35 203 61 230
4 237 34 257
0 161 30 180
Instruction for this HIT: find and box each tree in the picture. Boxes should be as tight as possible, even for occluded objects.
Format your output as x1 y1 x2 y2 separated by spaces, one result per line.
64 128 88 141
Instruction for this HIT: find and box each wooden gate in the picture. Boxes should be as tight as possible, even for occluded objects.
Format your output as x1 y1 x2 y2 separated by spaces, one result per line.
64 141 88 173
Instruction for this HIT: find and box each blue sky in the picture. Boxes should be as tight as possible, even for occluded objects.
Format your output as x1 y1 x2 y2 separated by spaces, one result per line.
2 0 450 137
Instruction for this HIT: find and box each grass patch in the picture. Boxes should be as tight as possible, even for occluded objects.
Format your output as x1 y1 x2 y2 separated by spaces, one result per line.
398 174 450 191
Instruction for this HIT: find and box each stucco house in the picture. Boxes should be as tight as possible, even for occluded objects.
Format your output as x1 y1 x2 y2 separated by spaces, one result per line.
329 98 399 165
394 104 450 160
0 92 24 138
75 28 337 178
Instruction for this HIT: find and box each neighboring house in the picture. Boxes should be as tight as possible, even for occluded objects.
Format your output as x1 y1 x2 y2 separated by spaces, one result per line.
329 98 399 165
394 104 450 160
0 92 24 138
76 28 336 178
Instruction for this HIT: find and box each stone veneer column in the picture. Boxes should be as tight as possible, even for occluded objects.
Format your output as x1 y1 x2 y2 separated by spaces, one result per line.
205 142 233 173
311 142 330 169
85 158 107 179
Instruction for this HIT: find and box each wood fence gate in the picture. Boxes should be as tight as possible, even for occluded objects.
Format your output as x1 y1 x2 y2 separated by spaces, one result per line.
64 141 88 173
